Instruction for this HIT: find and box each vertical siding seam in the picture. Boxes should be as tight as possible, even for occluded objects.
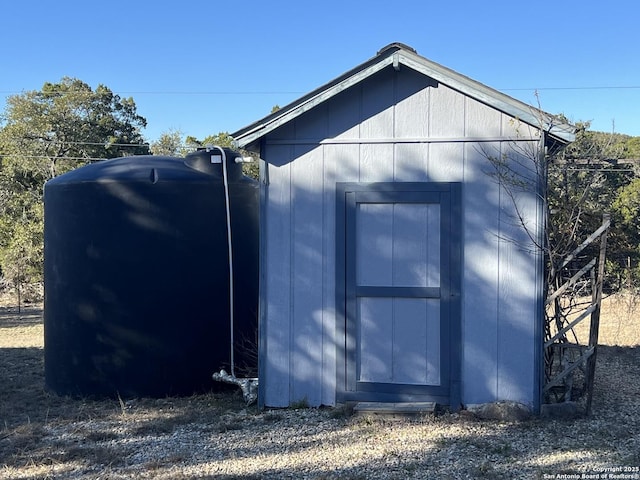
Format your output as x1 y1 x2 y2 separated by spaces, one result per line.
258 146 268 408
463 97 467 138
536 137 545 411
461 142 465 403
495 140 502 402
461 142 465 401
425 83 431 152
426 84 432 180
322 103 329 405
392 69 397 181
391 205 396 382
320 144 326 404
358 83 363 181
495 140 503 402
288 143 295 404
427 81 432 139
424 205 430 382
496 119 512 398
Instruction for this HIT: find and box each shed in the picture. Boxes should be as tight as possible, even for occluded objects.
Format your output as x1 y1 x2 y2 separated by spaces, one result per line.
232 43 574 411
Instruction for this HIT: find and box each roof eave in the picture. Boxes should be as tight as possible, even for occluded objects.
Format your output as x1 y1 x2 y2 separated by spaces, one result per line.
396 50 575 144
233 52 397 150
232 46 575 150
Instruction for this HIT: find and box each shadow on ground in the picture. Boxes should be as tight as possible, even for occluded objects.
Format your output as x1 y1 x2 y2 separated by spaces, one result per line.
0 305 44 328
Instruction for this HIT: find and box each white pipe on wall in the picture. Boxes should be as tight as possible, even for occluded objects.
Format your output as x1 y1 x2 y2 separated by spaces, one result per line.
208 145 235 378
208 146 259 404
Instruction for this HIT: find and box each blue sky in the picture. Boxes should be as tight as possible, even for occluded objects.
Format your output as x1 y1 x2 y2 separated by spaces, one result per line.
2 0 638 144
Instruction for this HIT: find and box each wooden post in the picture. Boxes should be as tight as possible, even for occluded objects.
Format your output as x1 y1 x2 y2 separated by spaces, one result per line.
585 213 610 415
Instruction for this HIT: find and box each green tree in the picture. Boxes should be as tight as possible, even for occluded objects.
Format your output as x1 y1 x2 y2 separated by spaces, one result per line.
0 77 149 299
550 124 633 238
0 205 43 308
150 128 187 156
561 122 630 162
549 124 640 291
185 131 235 150
626 136 640 158
1 77 149 180
610 178 640 289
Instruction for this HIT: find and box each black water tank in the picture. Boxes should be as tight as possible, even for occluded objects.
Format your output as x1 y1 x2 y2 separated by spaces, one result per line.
43 148 258 397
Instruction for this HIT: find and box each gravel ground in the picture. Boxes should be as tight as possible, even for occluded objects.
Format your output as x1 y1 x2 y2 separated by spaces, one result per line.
1 300 639 479
1 346 639 479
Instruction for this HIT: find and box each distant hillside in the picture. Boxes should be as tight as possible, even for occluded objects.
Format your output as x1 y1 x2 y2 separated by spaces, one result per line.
562 125 640 160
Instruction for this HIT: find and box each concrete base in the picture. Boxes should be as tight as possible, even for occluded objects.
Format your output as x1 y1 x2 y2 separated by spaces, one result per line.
353 402 436 419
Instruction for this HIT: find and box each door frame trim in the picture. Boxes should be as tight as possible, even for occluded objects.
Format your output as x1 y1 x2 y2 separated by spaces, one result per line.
335 182 462 409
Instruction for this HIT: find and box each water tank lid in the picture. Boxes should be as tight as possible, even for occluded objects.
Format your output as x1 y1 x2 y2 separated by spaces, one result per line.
45 155 206 186
183 148 243 180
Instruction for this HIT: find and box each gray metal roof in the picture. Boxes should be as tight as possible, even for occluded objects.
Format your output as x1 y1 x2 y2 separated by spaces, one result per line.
232 43 575 150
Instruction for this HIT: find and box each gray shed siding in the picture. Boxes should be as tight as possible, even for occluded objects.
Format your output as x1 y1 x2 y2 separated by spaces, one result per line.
259 66 543 408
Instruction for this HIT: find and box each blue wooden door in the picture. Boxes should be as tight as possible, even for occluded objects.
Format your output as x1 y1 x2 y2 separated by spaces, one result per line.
336 182 461 407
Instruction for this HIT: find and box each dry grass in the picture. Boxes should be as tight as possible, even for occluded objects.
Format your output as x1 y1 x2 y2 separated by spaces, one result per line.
570 293 640 346
0 293 257 479
1 290 639 479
